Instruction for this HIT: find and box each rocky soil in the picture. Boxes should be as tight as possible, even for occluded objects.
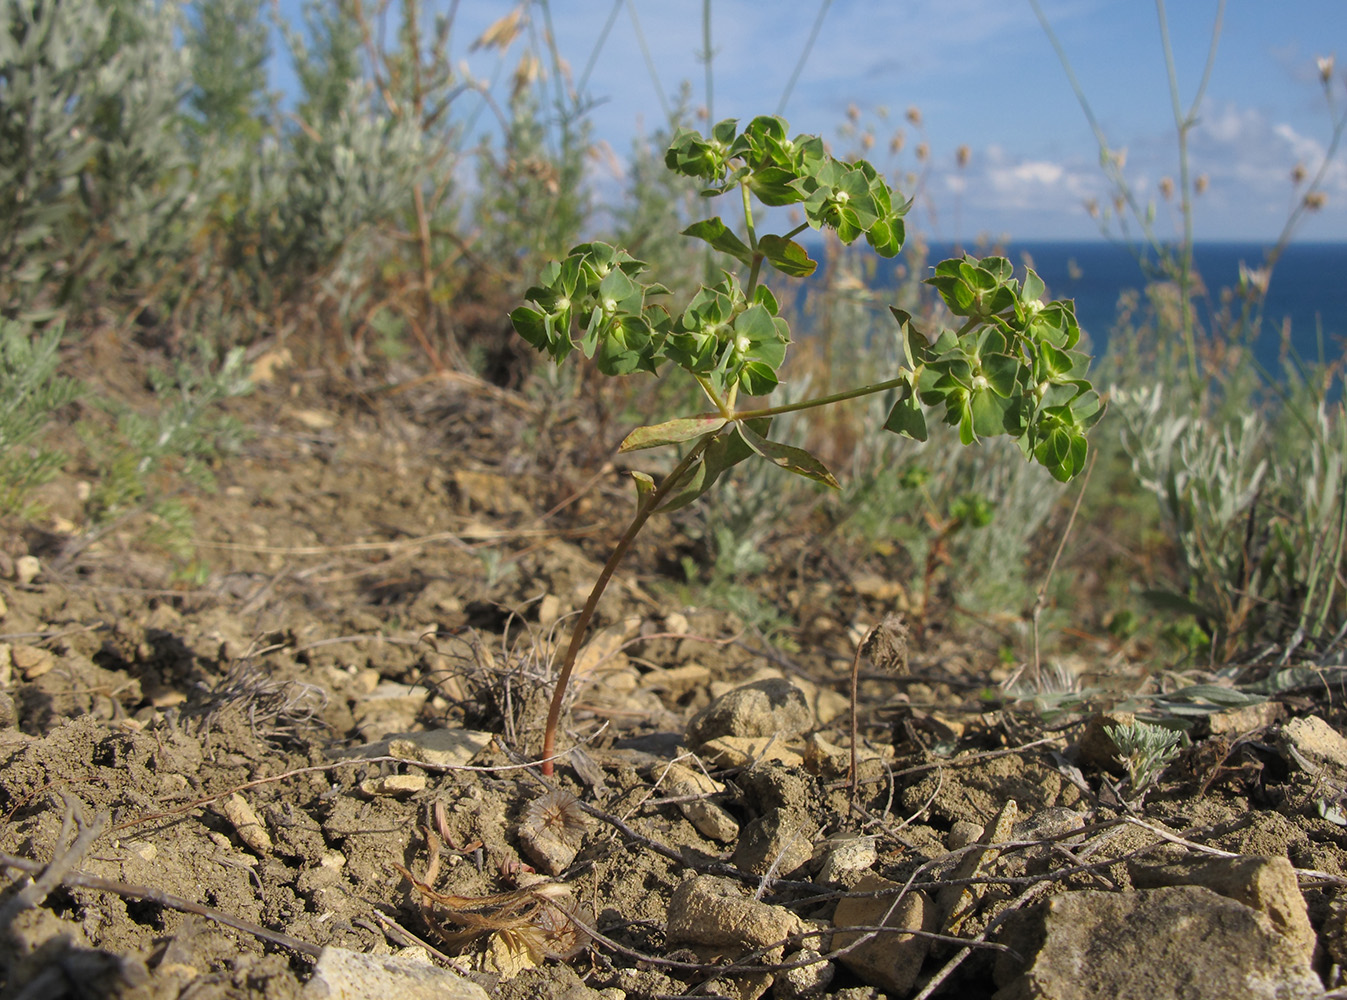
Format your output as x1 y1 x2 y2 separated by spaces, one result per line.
4 347 1347 1000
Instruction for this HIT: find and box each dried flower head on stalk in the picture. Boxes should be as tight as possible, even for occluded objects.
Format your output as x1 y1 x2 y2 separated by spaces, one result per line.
849 614 910 812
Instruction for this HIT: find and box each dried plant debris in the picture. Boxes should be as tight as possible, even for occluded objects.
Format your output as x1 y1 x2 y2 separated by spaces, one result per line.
394 826 591 977
193 659 328 746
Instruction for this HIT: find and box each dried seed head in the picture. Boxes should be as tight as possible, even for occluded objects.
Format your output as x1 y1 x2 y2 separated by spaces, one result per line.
860 614 910 674
521 789 589 845
532 893 593 959
472 8 525 52
956 144 971 169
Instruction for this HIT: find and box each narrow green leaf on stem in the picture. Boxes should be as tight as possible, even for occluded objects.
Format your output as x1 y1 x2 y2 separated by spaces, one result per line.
620 415 727 452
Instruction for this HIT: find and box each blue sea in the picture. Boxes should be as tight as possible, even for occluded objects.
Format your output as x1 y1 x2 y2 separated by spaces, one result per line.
803 240 1347 371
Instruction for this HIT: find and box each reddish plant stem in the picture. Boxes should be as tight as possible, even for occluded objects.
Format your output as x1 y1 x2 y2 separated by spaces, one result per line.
540 437 713 776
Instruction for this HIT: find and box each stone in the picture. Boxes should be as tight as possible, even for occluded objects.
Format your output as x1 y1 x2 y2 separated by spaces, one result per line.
14 554 40 585
1126 854 1315 964
699 736 805 768
732 808 818 877
213 793 273 855
11 644 55 680
851 572 908 604
700 970 773 1000
517 819 579 876
1205 701 1283 735
386 728 494 766
802 732 888 779
666 875 803 953
303 945 489 1000
939 799 1017 937
572 617 642 678
814 836 878 886
992 886 1323 1000
773 948 835 999
358 774 426 797
351 682 429 742
663 762 739 842
687 678 813 746
537 593 562 627
831 873 937 996
639 662 713 699
1321 892 1347 968
1281 715 1347 773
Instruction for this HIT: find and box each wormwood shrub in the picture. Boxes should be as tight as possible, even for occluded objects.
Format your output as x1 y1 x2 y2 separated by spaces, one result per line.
511 115 1103 772
0 0 208 323
71 342 252 578
0 320 81 517
1116 381 1346 665
1106 720 1182 801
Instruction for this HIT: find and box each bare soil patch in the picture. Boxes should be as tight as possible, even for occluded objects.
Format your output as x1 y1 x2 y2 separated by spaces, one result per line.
4 355 1346 999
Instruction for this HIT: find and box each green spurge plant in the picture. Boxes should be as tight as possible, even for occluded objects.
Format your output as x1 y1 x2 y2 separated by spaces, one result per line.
511 115 1103 773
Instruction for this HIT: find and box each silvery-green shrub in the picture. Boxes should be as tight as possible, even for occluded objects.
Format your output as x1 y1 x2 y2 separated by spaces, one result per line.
0 0 209 320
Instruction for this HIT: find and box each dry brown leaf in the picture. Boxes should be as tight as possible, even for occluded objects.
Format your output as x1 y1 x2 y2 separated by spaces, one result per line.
470 8 524 52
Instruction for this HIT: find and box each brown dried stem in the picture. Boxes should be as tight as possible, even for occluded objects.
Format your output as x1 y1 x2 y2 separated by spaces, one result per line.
540 437 711 776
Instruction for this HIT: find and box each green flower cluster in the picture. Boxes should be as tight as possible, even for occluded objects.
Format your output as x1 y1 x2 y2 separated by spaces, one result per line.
511 114 1101 492
666 115 906 267
888 256 1103 481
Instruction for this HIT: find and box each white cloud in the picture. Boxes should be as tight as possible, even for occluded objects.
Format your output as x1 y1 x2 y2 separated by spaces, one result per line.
1191 101 1347 205
964 146 1100 220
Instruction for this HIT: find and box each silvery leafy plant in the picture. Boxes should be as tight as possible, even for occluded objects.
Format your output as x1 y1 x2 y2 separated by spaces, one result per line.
511 115 1103 774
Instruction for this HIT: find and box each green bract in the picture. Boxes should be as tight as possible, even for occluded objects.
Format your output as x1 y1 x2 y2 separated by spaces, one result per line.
510 115 1104 775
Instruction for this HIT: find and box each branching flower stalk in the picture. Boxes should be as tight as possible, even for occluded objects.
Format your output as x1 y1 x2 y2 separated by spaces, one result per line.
513 115 1103 775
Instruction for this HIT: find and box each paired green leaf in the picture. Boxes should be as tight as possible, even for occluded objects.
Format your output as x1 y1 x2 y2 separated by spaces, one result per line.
655 420 766 512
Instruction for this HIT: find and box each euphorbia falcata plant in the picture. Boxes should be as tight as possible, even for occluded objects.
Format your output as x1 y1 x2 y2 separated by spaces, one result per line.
511 115 1102 775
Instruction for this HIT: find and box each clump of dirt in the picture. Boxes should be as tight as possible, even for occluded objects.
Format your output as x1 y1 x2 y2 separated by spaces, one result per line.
3 352 1347 999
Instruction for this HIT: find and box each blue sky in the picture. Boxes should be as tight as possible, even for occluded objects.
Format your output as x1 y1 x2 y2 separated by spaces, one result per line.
272 0 1347 242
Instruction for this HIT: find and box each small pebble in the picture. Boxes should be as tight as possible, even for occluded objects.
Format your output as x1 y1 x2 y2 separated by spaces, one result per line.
12 644 55 680
15 555 40 586
215 793 273 854
359 774 427 797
